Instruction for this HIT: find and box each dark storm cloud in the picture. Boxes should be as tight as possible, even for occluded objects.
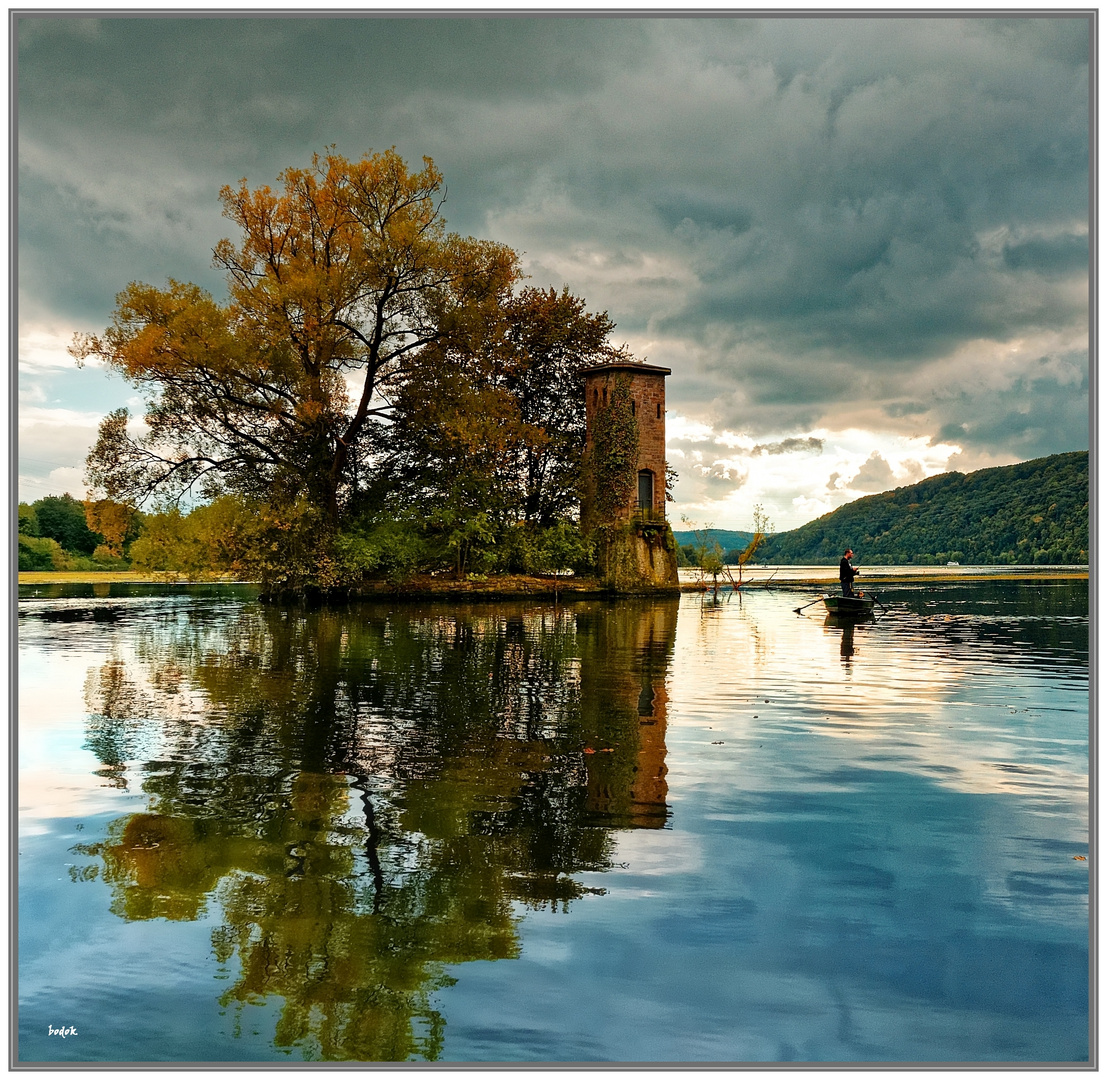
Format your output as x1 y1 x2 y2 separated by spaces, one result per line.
17 13 1090 481
1002 234 1089 278
650 17 1087 457
15 16 648 321
17 17 640 128
750 437 824 457
935 363 1090 463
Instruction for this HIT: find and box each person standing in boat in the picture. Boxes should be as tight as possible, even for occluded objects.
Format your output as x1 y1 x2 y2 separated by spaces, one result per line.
839 548 860 596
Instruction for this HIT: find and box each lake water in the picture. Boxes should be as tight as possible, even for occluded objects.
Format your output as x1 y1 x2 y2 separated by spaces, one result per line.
17 577 1089 1064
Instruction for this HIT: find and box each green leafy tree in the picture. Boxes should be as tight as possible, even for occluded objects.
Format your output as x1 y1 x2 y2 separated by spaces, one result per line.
536 520 594 575
675 543 696 568
369 286 624 577
502 287 622 527
128 495 269 579
381 335 533 576
18 502 39 537
333 517 431 586
126 507 203 576
532 521 595 599
33 493 102 555
373 286 623 575
18 534 70 571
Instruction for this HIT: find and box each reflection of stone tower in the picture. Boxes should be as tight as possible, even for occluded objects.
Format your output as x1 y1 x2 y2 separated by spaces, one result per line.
576 598 678 828
580 361 680 593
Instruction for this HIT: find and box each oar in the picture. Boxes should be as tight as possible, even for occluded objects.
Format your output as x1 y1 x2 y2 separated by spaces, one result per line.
794 595 826 614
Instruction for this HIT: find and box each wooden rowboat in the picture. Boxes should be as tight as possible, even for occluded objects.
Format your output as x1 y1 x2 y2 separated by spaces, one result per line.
822 594 876 616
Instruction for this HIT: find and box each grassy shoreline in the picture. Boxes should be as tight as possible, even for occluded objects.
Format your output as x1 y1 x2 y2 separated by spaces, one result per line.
17 570 248 585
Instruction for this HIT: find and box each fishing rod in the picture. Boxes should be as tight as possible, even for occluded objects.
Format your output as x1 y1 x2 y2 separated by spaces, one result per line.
793 595 826 614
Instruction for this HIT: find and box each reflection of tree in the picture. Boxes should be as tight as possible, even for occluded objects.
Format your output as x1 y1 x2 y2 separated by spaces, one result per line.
82 655 200 788
75 598 676 1060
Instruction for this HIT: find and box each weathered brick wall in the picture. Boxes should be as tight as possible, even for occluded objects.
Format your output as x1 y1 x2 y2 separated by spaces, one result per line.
583 366 668 521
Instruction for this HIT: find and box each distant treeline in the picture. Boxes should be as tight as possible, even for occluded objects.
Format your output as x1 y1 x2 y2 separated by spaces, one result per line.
672 529 754 566
757 450 1088 566
18 493 137 571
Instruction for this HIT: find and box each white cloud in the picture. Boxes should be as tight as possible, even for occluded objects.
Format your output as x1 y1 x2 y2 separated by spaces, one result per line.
18 406 106 502
665 413 717 444
668 424 963 530
849 451 896 493
19 323 84 372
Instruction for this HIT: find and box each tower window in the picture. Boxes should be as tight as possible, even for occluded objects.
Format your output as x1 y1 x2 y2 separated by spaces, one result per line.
637 470 654 511
656 403 661 419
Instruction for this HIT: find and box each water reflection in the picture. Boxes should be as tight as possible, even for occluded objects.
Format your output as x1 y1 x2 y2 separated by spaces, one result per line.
882 581 1088 671
577 602 675 826
823 615 872 662
71 599 677 1061
18 580 1087 1063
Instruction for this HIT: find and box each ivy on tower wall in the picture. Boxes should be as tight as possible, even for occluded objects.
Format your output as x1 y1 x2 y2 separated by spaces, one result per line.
585 374 639 527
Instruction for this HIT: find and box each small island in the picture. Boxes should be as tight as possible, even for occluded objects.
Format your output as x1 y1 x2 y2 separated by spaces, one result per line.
46 149 684 603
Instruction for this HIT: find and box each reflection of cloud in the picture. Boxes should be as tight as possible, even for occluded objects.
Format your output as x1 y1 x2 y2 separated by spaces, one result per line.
18 769 121 826
611 828 703 878
668 592 1088 805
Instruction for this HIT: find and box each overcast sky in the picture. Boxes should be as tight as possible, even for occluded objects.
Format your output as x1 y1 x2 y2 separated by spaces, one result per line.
16 12 1091 531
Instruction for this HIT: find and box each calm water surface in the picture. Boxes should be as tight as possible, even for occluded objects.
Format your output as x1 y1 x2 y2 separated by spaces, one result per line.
17 579 1089 1063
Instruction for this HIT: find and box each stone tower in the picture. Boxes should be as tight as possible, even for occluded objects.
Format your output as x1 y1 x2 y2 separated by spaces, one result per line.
580 360 680 593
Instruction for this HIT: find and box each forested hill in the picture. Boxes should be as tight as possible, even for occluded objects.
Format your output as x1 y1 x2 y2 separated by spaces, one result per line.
756 451 1088 566
671 529 754 551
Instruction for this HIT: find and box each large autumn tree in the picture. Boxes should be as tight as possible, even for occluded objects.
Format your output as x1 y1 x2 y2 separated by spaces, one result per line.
72 149 521 526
